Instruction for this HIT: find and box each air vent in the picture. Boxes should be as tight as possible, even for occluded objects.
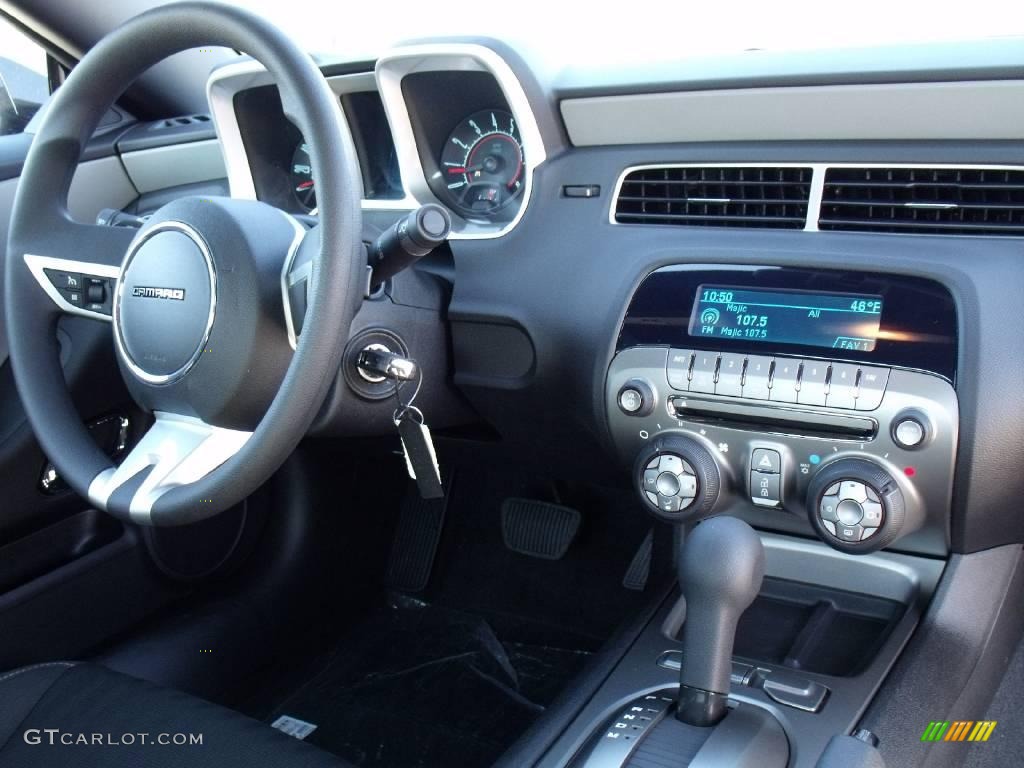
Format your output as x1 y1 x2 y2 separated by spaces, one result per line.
820 167 1024 236
614 166 812 229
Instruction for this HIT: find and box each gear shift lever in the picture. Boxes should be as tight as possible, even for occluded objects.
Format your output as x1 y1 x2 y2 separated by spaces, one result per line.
676 516 765 726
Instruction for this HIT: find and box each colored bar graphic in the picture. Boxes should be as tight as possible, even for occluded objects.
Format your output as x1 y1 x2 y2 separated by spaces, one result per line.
921 720 996 742
945 722 973 741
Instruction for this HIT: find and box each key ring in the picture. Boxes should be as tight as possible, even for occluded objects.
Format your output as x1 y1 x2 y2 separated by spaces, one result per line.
393 405 425 428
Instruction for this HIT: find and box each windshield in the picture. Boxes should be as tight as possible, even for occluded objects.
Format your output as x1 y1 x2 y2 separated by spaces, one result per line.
226 0 1024 63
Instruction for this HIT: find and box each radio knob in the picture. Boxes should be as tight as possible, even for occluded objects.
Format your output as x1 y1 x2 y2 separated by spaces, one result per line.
635 435 722 523
618 378 655 417
806 458 906 554
893 416 926 449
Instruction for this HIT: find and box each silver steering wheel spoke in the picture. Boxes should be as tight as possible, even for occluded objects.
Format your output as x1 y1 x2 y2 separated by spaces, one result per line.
87 412 252 524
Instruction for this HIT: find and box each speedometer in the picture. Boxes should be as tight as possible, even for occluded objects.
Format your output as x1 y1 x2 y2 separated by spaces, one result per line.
290 142 316 212
440 109 524 218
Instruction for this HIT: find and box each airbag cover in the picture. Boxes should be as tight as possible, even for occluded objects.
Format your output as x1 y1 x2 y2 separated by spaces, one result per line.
115 226 214 382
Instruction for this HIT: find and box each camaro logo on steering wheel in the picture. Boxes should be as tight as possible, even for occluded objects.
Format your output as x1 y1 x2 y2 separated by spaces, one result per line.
132 286 186 301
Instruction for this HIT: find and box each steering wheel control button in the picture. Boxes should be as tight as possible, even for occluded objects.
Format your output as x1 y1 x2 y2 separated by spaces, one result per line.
893 417 926 449
689 352 719 394
667 349 694 391
752 448 782 475
656 472 681 497
855 366 890 411
59 287 83 306
115 224 215 384
617 379 655 417
715 354 744 397
742 355 772 400
751 471 781 508
44 268 82 290
770 359 800 403
836 499 865 526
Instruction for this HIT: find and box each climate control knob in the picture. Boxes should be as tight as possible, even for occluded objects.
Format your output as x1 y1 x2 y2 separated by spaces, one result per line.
806 458 906 554
634 435 722 523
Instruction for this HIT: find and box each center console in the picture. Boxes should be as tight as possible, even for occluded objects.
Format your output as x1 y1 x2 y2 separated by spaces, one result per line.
606 265 958 557
537 264 958 768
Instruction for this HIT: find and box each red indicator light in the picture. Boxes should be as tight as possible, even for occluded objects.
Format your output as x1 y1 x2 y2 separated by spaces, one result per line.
904 467 916 477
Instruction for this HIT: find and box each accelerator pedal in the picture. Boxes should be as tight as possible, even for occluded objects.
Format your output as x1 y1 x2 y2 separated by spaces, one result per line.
386 483 448 593
501 498 580 560
622 528 654 591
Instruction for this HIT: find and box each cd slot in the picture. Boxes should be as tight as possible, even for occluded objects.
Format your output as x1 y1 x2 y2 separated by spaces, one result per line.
669 396 877 439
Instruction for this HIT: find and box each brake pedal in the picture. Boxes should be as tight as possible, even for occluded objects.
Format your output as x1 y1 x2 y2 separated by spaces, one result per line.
501 498 580 560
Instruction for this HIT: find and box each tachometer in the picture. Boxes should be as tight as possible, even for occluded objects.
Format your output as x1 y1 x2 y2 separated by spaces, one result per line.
440 109 524 218
290 142 316 212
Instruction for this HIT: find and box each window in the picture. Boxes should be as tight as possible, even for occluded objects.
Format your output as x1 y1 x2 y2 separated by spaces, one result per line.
0 15 49 136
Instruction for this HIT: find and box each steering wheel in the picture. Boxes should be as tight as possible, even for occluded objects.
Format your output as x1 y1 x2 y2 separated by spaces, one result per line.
4 2 363 525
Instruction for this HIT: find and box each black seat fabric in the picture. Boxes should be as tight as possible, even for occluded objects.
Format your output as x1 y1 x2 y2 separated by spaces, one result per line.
0 662 351 767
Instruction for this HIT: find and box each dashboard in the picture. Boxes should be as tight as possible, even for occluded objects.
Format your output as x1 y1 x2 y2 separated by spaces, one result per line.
204 39 1024 562
208 44 545 238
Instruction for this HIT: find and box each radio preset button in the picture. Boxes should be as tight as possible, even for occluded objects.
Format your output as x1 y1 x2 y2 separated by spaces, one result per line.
667 349 693 391
827 363 859 409
798 361 829 406
770 359 801 403
716 353 745 397
855 366 890 411
689 352 719 394
742 355 773 400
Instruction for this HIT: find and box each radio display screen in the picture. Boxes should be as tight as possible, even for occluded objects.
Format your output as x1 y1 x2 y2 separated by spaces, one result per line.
689 285 884 352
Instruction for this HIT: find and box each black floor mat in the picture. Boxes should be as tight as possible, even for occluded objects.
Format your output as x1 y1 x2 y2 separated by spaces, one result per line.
258 601 592 768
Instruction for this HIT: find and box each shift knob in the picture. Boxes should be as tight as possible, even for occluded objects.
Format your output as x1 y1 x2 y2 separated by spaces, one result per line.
677 516 765 726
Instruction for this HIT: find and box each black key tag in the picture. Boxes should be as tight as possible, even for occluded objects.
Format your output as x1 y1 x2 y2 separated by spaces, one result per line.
396 407 443 499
